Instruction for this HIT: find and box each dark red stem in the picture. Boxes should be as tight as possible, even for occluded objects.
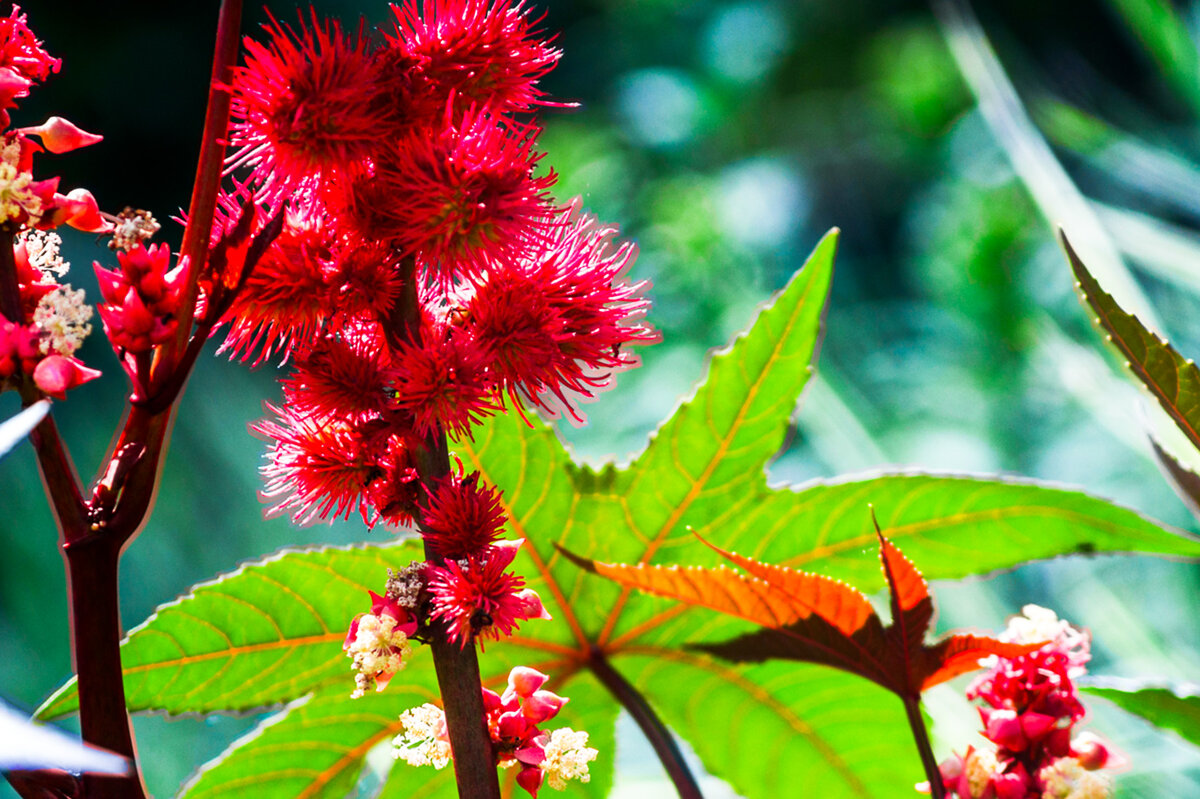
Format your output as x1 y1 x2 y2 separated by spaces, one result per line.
588 647 704 799
382 258 502 799
3 2 244 796
904 694 946 799
64 534 145 799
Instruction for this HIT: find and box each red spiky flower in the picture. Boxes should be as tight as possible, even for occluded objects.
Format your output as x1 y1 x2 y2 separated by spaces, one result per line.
387 0 562 117
228 10 397 194
420 468 507 558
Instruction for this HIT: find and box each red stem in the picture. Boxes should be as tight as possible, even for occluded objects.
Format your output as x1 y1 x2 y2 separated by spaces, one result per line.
3 2 244 796
588 648 704 799
64 534 146 799
904 694 946 799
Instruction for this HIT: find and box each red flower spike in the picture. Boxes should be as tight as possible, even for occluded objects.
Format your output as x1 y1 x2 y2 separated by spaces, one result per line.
387 0 562 117
0 7 59 83
227 10 398 194
426 542 546 647
282 334 391 423
465 203 658 423
565 520 1042 699
419 469 507 559
94 244 186 354
215 204 334 364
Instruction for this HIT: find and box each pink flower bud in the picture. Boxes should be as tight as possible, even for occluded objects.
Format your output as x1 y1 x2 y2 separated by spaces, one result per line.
521 690 567 724
1072 731 1116 770
23 116 103 154
515 764 543 798
506 666 549 698
32 355 100 399
515 588 552 621
45 188 110 233
983 709 1026 751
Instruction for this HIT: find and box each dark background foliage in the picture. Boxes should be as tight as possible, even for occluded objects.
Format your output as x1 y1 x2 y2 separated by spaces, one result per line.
4 0 1200 795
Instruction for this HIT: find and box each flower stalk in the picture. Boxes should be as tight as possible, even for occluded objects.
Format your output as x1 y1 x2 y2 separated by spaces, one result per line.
588 647 704 799
904 695 946 799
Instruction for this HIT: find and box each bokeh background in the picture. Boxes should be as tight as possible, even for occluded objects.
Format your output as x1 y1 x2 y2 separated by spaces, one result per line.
4 0 1200 795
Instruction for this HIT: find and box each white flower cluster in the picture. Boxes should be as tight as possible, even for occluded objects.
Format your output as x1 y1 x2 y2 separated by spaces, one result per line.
0 139 43 225
345 613 411 699
34 286 92 355
540 727 597 790
1039 757 1111 799
17 229 68 278
1002 604 1091 674
393 703 451 769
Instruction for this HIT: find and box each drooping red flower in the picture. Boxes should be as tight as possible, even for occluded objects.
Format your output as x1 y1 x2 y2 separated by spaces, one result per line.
228 10 397 194
420 469 507 558
387 0 562 117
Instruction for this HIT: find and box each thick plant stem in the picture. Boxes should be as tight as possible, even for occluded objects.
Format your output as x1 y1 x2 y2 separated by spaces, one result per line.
65 533 146 799
904 694 946 799
588 647 704 799
381 257 501 799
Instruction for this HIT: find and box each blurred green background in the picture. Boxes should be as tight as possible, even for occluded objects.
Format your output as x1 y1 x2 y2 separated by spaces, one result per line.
4 0 1200 795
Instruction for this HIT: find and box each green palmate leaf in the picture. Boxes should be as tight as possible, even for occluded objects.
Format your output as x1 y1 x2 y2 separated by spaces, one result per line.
1083 679 1200 748
1063 234 1200 455
39 231 1200 798
38 540 427 719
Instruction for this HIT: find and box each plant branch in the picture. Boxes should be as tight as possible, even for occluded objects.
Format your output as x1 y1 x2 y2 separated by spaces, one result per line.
170 0 242 362
903 694 946 799
63 533 146 799
381 256 502 799
588 647 704 799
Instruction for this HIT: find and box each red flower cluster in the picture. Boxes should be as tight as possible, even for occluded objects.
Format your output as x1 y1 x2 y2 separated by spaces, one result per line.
394 667 597 796
226 1 653 661
426 538 550 647
936 606 1118 799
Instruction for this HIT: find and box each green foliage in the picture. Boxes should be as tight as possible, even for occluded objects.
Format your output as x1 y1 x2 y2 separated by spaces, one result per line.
1084 680 1200 750
36 232 1200 797
1065 236 1200 455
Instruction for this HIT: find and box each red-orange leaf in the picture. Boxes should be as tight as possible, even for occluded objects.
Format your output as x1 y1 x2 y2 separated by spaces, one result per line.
567 530 1040 699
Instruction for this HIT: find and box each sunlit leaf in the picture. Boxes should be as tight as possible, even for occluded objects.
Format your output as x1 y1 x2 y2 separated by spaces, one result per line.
1064 234 1200 457
1083 678 1200 749
38 231 1200 798
572 530 1034 697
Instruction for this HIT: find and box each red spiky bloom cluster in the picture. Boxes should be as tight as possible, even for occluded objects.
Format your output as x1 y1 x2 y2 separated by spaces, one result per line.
223 0 655 655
